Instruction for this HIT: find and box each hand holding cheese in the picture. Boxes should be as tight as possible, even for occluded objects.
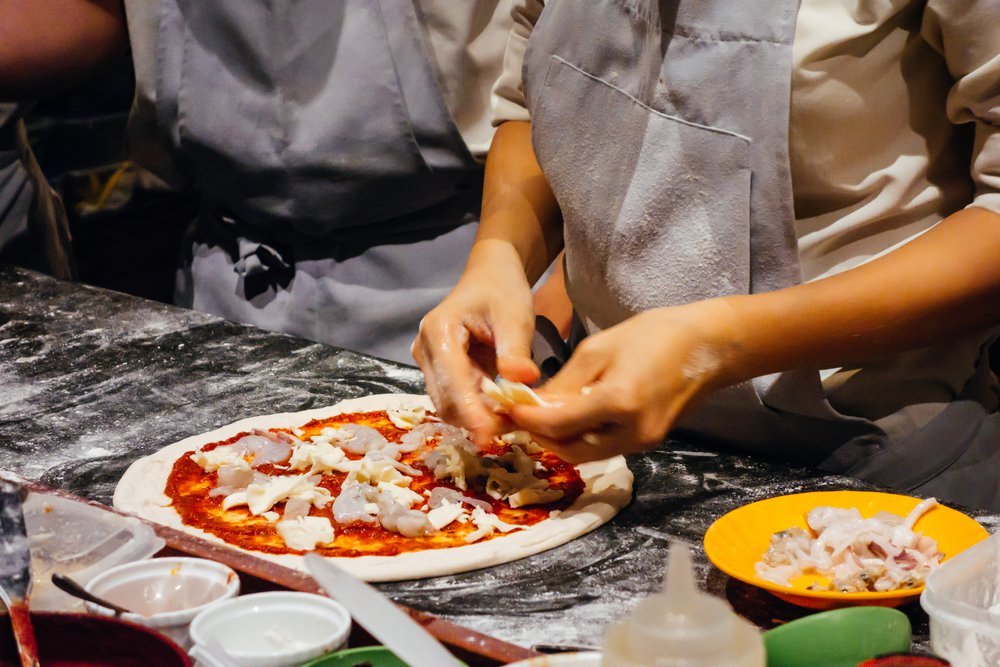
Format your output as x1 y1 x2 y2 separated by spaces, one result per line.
412 122 562 446
412 241 541 446
508 301 739 464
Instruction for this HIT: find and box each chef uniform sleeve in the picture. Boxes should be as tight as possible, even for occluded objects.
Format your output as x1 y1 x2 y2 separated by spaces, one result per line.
491 0 544 125
922 0 1000 215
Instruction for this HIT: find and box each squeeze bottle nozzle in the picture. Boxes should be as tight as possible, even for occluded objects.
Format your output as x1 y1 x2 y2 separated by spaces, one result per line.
600 543 765 666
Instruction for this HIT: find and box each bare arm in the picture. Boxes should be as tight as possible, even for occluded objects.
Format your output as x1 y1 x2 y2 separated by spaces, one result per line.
719 206 1000 383
513 205 1000 462
472 120 562 285
0 0 127 100
412 120 563 441
533 251 573 338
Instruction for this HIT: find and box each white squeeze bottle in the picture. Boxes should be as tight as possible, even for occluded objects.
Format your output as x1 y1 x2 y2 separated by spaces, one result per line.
601 543 765 667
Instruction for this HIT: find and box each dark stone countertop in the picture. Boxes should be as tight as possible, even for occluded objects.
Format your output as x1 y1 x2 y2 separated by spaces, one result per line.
2 264 996 653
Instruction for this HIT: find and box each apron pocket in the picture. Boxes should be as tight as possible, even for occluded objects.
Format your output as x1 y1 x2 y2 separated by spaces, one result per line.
531 55 752 329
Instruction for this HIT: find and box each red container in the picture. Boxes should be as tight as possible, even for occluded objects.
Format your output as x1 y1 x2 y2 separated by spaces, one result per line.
0 612 191 666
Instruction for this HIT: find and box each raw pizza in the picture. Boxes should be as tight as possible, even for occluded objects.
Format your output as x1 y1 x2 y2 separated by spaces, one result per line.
114 394 633 581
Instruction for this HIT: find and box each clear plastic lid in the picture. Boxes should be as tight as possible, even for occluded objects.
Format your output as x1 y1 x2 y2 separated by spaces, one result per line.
921 532 1000 638
24 491 165 611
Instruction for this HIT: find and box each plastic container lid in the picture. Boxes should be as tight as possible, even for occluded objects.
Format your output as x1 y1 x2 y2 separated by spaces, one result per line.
189 592 351 667
601 543 765 667
24 491 165 612
920 531 1000 666
920 532 1000 638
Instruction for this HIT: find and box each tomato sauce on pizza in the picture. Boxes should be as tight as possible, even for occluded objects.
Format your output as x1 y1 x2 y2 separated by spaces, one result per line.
164 409 584 557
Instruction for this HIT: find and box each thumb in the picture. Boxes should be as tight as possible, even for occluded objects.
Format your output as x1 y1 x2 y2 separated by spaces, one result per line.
498 354 539 385
493 309 540 385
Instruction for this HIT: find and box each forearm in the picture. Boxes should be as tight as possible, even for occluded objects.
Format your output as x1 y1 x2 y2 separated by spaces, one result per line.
533 251 573 337
715 206 1000 384
470 121 563 283
0 0 126 99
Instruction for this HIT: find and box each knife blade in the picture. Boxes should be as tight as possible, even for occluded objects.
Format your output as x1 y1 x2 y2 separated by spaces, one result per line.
0 473 41 667
305 554 464 667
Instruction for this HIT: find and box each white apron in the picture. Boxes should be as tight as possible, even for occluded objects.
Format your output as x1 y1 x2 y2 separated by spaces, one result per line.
149 0 483 363
523 0 1000 508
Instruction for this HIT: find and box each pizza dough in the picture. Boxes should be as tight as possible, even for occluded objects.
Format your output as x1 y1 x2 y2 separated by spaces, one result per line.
114 394 634 581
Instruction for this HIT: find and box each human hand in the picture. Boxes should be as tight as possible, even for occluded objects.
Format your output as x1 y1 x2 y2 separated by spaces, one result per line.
509 300 742 463
412 242 541 444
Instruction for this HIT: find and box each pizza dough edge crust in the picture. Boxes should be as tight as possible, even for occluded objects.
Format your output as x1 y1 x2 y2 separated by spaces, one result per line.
113 393 634 582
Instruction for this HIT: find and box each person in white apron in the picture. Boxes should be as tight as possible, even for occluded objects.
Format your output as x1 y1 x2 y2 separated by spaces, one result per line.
413 0 1000 509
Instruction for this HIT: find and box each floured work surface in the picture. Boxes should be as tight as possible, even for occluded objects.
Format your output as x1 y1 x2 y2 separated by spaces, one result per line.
3 266 999 650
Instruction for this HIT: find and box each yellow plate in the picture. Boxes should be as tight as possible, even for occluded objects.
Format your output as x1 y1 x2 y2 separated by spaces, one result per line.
703 490 989 610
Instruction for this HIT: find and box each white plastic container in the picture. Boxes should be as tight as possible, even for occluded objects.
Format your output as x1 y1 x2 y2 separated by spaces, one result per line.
506 654 601 667
24 491 165 611
85 557 240 649
600 543 765 667
921 532 1000 667
189 591 351 667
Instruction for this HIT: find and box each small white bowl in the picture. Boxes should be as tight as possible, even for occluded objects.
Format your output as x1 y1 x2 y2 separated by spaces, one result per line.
85 557 240 649
189 591 351 667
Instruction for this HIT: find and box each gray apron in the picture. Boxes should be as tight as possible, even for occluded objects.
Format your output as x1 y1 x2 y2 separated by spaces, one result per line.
154 0 483 363
523 0 1000 508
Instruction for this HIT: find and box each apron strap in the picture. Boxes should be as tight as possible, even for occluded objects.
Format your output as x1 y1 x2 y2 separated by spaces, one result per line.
233 237 294 300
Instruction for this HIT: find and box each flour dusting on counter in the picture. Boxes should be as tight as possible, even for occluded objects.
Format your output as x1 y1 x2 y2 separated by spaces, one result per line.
2 266 998 651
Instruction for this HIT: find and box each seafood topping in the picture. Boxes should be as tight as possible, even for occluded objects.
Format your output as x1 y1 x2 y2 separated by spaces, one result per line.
755 498 944 593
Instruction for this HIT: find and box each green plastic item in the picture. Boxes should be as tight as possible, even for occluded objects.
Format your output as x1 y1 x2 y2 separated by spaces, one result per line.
763 607 912 667
302 646 407 667
303 645 469 667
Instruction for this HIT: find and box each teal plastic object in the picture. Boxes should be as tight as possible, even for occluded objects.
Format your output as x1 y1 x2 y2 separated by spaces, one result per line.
763 607 912 667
